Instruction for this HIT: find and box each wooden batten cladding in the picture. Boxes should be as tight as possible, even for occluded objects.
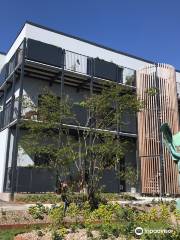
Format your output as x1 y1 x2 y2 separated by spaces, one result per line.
137 64 179 195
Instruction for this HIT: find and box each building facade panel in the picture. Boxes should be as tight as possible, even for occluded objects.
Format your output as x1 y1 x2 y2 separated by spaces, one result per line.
137 64 179 195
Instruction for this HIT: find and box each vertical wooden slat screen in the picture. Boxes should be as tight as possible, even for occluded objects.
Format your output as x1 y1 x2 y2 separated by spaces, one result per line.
137 64 179 195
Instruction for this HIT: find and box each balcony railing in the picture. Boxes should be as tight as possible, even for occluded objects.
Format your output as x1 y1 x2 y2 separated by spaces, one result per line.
0 99 19 129
0 43 23 86
0 40 137 131
0 39 136 88
65 50 88 75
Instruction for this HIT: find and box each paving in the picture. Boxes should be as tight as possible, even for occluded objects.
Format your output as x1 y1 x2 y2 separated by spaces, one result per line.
0 200 52 211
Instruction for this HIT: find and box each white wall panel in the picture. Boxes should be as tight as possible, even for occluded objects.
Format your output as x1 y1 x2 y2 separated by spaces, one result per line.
5 25 26 64
0 54 5 71
25 24 148 70
0 128 8 192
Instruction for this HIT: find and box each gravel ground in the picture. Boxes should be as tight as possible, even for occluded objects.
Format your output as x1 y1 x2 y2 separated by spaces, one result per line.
14 229 134 240
14 230 51 240
0 210 50 225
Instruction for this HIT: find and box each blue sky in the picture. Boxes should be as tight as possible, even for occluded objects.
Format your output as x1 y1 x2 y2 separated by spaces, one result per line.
1 0 180 69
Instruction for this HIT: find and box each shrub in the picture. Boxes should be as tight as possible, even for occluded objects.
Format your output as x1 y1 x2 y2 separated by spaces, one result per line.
28 202 49 219
85 203 121 224
136 204 171 224
169 200 176 212
141 229 180 240
52 231 63 240
100 193 120 201
100 192 137 201
16 193 61 203
66 203 80 217
46 201 180 239
49 204 64 225
120 193 137 201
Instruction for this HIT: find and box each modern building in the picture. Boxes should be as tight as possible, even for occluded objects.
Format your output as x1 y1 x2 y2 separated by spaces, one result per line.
0 21 180 197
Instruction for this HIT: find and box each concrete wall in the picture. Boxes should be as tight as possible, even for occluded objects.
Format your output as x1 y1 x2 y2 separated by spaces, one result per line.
0 54 5 72
22 76 89 125
0 128 8 192
3 25 26 64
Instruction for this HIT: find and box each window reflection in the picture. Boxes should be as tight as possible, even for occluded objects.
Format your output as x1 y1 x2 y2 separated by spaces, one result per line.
123 68 136 86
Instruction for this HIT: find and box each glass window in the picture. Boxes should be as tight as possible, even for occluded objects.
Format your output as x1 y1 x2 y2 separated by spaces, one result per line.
123 68 136 86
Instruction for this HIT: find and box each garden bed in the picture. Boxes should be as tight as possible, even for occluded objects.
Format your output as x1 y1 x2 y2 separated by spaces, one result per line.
1 198 180 239
0 209 51 226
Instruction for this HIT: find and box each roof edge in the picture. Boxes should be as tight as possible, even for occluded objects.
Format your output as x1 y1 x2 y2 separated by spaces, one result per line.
26 20 155 65
0 51 6 55
2 20 180 73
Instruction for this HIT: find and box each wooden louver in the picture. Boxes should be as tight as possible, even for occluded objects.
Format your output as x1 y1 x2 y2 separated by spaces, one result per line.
137 64 179 195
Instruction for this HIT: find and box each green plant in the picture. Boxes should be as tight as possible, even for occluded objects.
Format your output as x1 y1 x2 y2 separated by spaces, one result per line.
15 193 61 203
66 203 80 217
20 83 142 209
100 230 109 239
86 229 93 238
141 228 180 240
120 193 137 201
145 87 159 96
1 208 6 216
160 204 170 221
169 200 176 212
0 228 33 240
28 202 49 219
49 204 64 225
37 230 44 237
100 193 120 201
85 203 121 224
52 231 62 240
117 166 138 188
174 209 180 221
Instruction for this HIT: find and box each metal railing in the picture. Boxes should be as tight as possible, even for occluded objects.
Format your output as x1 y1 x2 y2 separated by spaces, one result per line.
0 44 137 130
0 43 23 87
65 50 136 86
0 41 137 88
65 50 88 75
0 98 19 129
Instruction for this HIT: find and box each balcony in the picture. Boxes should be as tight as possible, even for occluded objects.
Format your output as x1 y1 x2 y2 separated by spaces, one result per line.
0 39 136 89
0 39 137 135
0 44 23 87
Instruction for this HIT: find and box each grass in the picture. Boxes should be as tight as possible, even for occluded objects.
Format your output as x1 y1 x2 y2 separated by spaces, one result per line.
0 228 29 240
0 225 41 240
